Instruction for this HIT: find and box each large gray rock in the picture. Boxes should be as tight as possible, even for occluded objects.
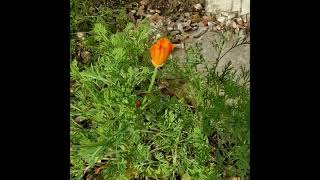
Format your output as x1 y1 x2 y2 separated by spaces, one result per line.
172 31 250 75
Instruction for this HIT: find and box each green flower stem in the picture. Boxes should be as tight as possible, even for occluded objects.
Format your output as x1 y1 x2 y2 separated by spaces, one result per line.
142 67 158 107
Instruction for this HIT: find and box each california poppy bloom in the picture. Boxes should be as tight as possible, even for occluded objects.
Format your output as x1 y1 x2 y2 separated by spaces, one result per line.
150 38 175 68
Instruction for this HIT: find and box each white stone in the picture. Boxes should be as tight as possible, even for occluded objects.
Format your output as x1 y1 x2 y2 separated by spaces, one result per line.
221 12 229 17
208 21 215 31
198 22 205 27
225 20 232 27
216 24 222 31
177 22 184 33
167 26 174 31
183 19 192 27
235 17 243 24
205 0 250 15
217 16 227 23
228 12 237 19
231 21 237 29
76 32 85 38
184 12 190 17
194 3 203 10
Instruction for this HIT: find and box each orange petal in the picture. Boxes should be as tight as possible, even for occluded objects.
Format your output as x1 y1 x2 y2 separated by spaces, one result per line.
150 38 175 68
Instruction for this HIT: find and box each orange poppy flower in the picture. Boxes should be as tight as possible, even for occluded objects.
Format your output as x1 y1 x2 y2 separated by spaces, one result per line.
150 38 175 68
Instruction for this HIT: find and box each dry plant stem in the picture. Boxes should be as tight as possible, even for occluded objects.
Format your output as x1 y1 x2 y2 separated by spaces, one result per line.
142 67 159 108
214 33 250 73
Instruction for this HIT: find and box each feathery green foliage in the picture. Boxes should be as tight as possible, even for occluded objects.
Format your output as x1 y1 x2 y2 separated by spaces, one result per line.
71 19 250 179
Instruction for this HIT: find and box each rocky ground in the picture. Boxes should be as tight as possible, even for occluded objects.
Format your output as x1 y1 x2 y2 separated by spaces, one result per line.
126 0 250 74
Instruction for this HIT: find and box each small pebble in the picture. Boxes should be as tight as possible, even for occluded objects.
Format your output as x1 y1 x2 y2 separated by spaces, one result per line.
208 21 215 31
225 20 232 27
177 22 184 33
170 30 180 36
190 23 198 27
184 25 192 31
194 3 202 11
173 43 184 49
184 19 191 26
235 17 243 25
216 24 222 31
202 19 208 26
198 22 205 27
167 26 174 31
81 51 91 63
202 15 212 21
76 32 85 39
231 21 237 29
193 26 208 38
140 0 149 6
217 16 227 23
191 14 201 23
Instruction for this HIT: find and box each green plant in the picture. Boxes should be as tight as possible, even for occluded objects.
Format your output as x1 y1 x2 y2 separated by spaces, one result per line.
70 18 250 179
71 0 134 34
70 0 135 67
